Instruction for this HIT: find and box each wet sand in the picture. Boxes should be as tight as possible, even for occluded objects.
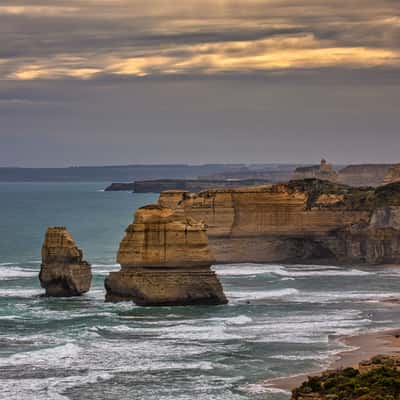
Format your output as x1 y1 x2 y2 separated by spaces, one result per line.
263 328 400 393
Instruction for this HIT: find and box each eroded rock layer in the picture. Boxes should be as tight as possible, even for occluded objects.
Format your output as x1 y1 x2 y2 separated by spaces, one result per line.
105 205 227 306
384 164 400 185
159 179 400 265
39 227 92 296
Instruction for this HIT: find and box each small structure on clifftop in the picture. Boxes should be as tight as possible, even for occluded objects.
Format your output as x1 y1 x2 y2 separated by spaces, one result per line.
105 205 227 306
39 227 92 296
293 159 338 182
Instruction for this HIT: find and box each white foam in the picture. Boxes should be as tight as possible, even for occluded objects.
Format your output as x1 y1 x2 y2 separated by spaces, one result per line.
99 323 243 341
214 263 372 279
274 265 372 277
242 383 291 395
1 371 113 400
0 267 37 280
92 263 119 268
0 343 81 368
0 289 42 298
225 315 253 325
290 291 400 304
226 288 299 301
213 264 280 276
92 263 120 276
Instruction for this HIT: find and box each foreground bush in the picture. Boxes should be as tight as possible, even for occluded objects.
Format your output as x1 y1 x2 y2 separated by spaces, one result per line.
292 365 400 399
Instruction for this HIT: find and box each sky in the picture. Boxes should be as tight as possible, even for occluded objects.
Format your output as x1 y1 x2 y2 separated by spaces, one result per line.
1 0 399 167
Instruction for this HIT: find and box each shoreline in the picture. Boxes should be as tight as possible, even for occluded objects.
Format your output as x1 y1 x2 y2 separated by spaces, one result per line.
263 327 400 394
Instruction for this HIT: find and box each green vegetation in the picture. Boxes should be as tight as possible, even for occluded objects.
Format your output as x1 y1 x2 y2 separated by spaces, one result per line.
289 178 400 210
293 366 400 400
375 182 400 207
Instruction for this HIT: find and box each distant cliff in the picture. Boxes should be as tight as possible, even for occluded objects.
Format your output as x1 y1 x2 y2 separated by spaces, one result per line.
0 164 245 182
105 179 274 193
293 161 395 187
158 179 400 265
293 159 338 182
384 164 400 185
104 163 400 192
337 164 394 187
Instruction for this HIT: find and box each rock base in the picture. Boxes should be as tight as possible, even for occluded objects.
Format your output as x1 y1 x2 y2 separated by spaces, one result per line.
39 263 92 297
105 268 227 306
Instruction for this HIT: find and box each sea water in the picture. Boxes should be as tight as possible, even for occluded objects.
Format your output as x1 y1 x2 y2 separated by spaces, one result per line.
1 182 400 400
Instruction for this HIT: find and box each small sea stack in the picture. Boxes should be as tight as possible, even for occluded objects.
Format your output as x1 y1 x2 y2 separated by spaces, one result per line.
105 205 227 306
39 227 92 296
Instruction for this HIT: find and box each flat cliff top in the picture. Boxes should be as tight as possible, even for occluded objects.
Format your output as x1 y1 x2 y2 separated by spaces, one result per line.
339 164 395 173
194 179 400 211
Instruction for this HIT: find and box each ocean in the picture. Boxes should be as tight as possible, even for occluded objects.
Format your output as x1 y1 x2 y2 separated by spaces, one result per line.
1 182 400 400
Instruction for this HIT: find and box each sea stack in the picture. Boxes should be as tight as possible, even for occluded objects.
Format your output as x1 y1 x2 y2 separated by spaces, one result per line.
105 205 227 306
39 227 92 296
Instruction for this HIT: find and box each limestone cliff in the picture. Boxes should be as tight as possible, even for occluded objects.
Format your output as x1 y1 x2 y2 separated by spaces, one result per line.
39 227 92 296
384 164 400 185
105 205 227 306
158 180 400 265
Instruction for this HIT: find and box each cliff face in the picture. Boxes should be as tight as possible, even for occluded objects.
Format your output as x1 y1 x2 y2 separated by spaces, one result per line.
337 164 394 187
39 227 92 296
158 180 400 265
384 164 400 185
105 205 227 306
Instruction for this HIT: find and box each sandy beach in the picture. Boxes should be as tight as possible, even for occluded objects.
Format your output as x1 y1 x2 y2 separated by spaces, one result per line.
264 328 400 393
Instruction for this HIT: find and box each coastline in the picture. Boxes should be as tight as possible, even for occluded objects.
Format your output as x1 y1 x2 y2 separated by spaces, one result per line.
264 327 400 394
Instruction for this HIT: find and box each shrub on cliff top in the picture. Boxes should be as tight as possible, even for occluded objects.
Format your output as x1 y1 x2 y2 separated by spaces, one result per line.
292 366 400 400
375 182 400 207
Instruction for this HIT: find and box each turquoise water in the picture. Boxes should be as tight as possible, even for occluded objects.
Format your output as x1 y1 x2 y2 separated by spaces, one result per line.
1 183 400 400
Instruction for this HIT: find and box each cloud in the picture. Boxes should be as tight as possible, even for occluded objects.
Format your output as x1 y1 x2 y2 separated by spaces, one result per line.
0 0 399 80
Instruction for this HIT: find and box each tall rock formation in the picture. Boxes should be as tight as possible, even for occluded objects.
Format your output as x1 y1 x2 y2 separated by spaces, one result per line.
39 227 92 296
105 205 227 306
158 180 400 265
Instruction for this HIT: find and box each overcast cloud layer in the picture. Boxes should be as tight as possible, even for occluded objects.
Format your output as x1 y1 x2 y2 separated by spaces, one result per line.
1 0 399 166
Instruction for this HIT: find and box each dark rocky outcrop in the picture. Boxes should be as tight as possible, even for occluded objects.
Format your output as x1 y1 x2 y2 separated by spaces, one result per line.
105 206 227 306
39 227 92 296
104 182 135 191
158 179 400 265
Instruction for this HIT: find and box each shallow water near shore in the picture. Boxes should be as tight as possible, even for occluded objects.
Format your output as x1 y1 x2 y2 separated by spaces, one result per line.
2 182 400 399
